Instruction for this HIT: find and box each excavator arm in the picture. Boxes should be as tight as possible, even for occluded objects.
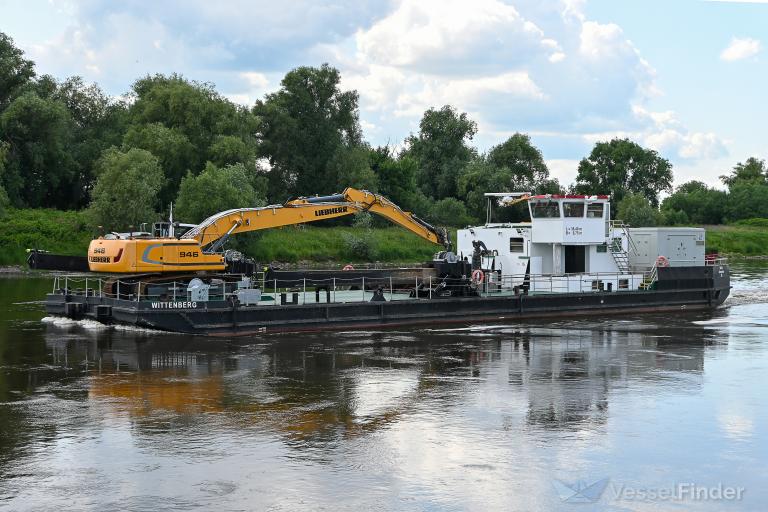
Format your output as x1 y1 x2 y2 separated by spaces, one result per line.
87 188 450 273
183 188 450 251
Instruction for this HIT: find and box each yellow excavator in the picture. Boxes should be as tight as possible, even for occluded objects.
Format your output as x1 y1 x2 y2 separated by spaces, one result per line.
87 187 450 273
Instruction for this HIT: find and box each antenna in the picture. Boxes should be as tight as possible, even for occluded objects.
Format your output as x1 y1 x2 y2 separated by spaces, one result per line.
169 203 174 238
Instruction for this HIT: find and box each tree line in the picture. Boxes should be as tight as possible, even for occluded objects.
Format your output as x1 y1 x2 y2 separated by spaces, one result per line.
0 32 764 233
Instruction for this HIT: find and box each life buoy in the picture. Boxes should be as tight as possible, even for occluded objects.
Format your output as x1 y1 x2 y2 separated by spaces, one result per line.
342 264 355 271
656 255 670 267
471 269 485 283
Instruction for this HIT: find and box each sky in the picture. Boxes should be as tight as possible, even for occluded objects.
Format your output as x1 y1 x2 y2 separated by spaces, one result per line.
1 0 765 188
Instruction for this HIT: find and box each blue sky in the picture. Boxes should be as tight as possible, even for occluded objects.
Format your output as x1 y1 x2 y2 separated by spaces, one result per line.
1 0 765 188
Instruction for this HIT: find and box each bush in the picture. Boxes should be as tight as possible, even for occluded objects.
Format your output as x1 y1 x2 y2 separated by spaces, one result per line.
351 212 373 229
341 230 378 260
659 209 689 226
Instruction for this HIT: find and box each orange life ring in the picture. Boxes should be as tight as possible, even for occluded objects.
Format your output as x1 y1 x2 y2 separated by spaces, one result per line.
471 269 485 283
342 264 355 271
656 255 670 267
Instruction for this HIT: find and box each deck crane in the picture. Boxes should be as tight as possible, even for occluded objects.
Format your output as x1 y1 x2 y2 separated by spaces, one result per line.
87 188 451 273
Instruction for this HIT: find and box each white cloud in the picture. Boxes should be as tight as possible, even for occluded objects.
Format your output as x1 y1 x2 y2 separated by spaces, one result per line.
720 37 762 61
355 0 562 74
579 21 629 60
579 106 728 162
8 0 731 175
345 0 659 140
546 159 581 184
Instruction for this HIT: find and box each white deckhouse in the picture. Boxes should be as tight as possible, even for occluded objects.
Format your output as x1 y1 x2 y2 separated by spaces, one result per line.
455 193 705 294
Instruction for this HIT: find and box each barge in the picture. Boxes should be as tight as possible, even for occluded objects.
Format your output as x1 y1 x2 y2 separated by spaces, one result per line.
44 193 730 336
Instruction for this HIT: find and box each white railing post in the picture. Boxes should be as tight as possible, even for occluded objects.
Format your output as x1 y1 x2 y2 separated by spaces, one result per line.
429 276 432 299
333 278 336 302
303 278 306 305
390 276 393 301
362 276 365 302
415 277 419 299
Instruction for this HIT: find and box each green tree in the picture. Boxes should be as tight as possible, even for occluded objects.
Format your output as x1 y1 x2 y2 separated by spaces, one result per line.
328 144 378 191
0 91 76 207
129 74 256 173
659 209 689 226
88 148 163 231
175 162 265 224
487 133 549 184
574 138 673 211
48 76 128 207
720 157 766 187
0 141 9 217
0 33 35 109
616 193 659 227
123 122 196 205
208 135 256 168
661 181 727 225
725 181 768 222
457 157 514 221
254 64 362 199
369 147 429 214
426 197 474 227
404 105 477 199
457 150 560 222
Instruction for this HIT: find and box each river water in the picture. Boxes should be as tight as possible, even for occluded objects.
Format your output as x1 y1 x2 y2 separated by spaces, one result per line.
0 263 767 511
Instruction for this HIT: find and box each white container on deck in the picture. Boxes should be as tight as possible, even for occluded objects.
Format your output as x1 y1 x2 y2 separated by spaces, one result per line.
628 227 706 270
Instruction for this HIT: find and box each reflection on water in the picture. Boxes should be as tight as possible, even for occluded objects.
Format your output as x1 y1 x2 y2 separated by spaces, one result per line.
1 264 767 511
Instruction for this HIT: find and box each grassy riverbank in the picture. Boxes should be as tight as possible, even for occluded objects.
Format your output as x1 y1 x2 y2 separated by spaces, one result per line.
0 209 449 266
242 226 451 265
2 207 768 266
0 209 93 266
703 223 768 256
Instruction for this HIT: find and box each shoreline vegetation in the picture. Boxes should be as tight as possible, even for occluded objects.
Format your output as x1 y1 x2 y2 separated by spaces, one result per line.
3 208 768 270
3 33 768 271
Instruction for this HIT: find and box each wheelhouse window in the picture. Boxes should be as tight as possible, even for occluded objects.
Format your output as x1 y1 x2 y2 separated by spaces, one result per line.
563 202 585 217
510 237 525 253
531 202 561 218
596 243 608 253
586 203 604 219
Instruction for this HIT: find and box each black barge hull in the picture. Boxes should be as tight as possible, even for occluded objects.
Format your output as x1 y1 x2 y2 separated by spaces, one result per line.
44 266 731 336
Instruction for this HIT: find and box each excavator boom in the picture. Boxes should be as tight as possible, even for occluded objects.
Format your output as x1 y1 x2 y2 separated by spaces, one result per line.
87 188 450 273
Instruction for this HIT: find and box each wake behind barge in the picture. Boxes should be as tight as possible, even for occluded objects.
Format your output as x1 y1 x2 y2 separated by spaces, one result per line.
44 194 730 336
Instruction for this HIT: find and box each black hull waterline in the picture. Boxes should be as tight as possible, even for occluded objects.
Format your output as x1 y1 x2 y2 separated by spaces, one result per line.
44 266 731 337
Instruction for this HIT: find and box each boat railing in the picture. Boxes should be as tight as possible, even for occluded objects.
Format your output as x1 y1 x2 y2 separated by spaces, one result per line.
51 268 663 305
